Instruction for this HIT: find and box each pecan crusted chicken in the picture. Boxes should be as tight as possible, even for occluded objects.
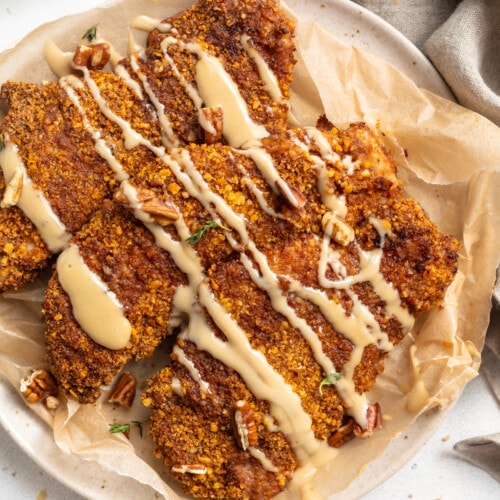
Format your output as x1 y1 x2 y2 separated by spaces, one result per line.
0 175 51 290
43 199 187 403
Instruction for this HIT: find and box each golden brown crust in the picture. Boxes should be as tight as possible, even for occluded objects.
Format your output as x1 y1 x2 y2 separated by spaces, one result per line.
137 124 458 499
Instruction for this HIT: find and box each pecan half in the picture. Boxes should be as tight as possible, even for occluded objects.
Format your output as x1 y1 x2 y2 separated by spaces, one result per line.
353 402 382 439
233 400 258 450
114 186 179 226
73 43 111 69
108 372 137 408
20 369 59 410
199 107 223 144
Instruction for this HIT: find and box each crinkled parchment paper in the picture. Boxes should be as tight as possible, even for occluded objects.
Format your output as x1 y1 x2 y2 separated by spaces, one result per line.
0 0 499 498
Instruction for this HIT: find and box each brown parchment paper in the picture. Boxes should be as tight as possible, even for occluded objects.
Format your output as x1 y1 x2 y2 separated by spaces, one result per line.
1 1 499 498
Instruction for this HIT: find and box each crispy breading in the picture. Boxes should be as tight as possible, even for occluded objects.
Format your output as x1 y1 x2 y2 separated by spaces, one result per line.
0 81 113 232
142 0 295 144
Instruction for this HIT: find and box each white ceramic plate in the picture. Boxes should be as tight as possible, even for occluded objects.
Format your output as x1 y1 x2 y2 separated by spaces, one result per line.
0 1 456 499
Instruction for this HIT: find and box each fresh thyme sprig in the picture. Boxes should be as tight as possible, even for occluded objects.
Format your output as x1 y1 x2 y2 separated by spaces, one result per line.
82 24 98 43
108 420 145 437
186 220 230 245
319 372 343 395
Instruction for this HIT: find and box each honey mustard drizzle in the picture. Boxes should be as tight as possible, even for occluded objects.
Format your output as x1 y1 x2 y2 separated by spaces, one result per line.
43 23 418 494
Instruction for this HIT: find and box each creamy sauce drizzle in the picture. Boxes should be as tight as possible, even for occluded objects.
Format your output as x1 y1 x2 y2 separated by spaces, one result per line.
172 344 210 394
240 34 283 103
128 53 181 148
188 42 269 148
248 447 279 473
43 40 75 79
130 15 172 33
405 344 431 414
74 66 147 150
0 138 71 252
114 63 145 100
57 244 132 350
60 76 130 182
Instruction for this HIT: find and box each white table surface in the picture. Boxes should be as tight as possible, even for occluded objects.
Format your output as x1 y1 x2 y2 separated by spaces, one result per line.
0 1 499 499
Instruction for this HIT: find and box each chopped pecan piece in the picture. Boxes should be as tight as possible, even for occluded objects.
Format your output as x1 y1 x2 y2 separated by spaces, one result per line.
322 211 355 246
114 185 179 226
276 180 307 209
1 165 23 208
353 402 382 439
20 369 59 410
171 464 208 475
72 43 111 69
327 420 355 448
233 400 258 450
199 107 223 144
108 372 137 408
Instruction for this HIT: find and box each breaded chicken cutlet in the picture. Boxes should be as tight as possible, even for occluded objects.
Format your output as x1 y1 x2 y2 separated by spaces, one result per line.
0 80 113 288
42 120 458 497
0 0 296 291
136 0 295 145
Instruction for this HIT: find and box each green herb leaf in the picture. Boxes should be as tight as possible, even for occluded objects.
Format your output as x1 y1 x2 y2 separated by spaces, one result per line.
319 372 343 395
108 422 131 434
0 135 5 152
82 24 98 42
186 220 229 245
108 420 144 437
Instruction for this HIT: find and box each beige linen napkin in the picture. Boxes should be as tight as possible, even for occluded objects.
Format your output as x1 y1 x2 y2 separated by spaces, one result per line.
351 0 460 49
353 0 500 483
425 0 500 127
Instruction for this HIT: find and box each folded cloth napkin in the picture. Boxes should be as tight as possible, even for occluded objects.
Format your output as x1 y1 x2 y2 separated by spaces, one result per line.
453 433 500 482
425 0 500 127
352 0 500 126
353 0 500 483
